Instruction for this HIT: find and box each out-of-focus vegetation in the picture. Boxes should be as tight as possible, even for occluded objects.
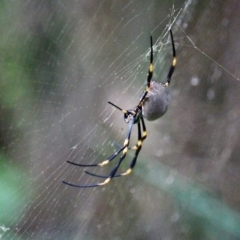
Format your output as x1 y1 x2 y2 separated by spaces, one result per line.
0 1 32 229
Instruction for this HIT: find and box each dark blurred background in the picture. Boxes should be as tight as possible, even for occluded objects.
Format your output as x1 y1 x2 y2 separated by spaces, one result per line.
1 0 240 239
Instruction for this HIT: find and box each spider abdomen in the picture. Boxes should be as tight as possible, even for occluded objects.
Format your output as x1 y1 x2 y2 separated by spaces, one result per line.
142 81 170 121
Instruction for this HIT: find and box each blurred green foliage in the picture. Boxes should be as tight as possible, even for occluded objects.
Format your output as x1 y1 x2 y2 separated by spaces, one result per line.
0 2 31 235
0 153 28 225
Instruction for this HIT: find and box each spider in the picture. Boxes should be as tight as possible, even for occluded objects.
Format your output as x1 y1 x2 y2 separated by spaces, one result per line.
63 29 176 188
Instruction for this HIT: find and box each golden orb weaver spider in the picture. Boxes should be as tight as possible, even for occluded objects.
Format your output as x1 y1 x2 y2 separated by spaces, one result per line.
63 29 176 188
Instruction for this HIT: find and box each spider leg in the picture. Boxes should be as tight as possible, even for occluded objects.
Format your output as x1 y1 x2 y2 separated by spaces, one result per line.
110 140 140 152
129 117 147 150
147 36 154 84
116 116 146 176
108 101 127 114
84 171 110 178
166 29 176 85
66 145 126 167
139 36 153 105
62 117 134 188
118 122 141 176
85 116 147 178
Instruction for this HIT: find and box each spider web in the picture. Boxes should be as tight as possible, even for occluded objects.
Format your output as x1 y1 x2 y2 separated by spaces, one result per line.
1 0 240 239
